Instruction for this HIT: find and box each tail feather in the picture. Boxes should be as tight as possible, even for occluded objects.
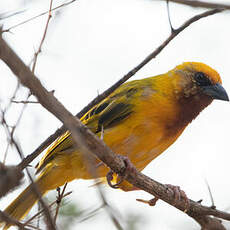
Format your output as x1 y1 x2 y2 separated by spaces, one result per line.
1 177 48 230
1 163 75 229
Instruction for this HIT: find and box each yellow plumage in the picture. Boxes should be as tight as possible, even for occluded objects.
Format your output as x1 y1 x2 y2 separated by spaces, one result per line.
2 62 228 229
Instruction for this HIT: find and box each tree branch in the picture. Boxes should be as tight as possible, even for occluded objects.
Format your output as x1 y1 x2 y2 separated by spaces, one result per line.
0 9 229 229
0 211 30 230
31 0 53 74
160 0 230 10
17 8 223 172
0 163 23 198
2 0 77 33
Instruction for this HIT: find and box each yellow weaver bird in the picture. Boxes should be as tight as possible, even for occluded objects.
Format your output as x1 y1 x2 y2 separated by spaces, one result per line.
1 62 229 229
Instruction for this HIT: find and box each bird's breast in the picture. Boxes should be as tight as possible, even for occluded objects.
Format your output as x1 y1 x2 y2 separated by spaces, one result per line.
102 101 184 171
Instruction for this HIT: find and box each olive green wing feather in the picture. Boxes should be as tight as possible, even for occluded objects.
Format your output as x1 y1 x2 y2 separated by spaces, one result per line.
36 83 139 173
83 100 133 133
35 131 72 173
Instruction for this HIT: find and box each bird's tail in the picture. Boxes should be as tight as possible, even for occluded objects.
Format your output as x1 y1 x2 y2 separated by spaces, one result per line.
1 175 49 230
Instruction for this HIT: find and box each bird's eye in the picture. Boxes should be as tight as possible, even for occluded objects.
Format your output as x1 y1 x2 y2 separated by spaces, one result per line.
194 72 212 86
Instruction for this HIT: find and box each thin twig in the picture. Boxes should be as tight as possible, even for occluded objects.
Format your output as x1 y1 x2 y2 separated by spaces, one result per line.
0 10 26 21
96 183 123 230
2 0 229 34
12 100 39 104
24 191 72 226
2 0 77 33
54 183 68 223
16 1 56 228
3 126 56 230
1 0 229 34
1 81 20 113
31 0 53 74
0 210 29 230
77 205 104 223
166 0 175 32
1 81 20 163
0 1 56 228
160 0 230 10
3 91 31 162
36 203 41 230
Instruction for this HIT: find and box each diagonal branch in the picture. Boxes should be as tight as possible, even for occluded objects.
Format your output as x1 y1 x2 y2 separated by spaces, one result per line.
17 8 223 171
161 0 230 10
31 0 53 74
2 0 77 33
0 211 30 230
0 211 29 230
0 10 229 230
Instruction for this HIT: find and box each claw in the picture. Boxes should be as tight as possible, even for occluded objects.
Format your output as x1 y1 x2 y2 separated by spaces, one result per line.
106 170 120 189
106 155 137 189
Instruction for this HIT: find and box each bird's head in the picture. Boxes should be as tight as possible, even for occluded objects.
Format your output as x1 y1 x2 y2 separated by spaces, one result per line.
169 62 229 124
172 62 229 102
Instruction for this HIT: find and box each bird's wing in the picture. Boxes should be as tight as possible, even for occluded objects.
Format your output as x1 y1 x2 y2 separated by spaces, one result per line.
35 82 140 173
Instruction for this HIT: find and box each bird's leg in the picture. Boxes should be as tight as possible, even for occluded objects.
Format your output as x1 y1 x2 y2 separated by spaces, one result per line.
136 197 159 206
137 185 189 209
106 156 189 210
106 155 138 189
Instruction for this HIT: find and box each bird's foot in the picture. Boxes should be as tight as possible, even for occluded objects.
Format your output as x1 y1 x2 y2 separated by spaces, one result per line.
136 197 159 206
137 184 189 210
106 155 137 189
106 170 119 188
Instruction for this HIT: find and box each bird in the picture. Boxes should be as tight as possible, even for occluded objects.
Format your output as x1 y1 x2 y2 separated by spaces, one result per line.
1 62 229 229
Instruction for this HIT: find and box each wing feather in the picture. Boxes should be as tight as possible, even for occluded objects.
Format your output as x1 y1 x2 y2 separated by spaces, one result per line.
36 82 141 173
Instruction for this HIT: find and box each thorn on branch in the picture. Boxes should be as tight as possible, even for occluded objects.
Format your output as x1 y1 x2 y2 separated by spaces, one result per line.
49 90 55 95
166 0 176 33
205 178 216 208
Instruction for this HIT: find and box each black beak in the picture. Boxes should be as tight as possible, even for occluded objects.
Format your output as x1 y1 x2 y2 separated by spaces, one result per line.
202 83 229 101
